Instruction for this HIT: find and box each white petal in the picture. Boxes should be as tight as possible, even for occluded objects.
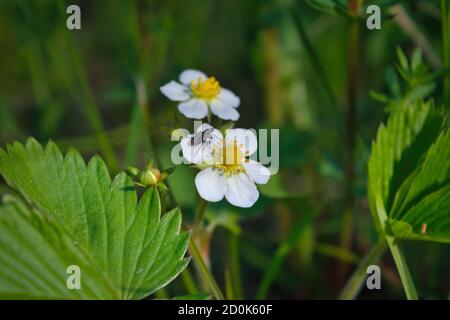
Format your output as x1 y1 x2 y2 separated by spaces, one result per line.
160 81 190 101
195 168 226 202
179 69 207 85
210 100 240 121
225 128 257 155
218 88 240 108
180 135 207 164
243 160 271 184
178 99 208 119
225 173 259 208
181 139 216 164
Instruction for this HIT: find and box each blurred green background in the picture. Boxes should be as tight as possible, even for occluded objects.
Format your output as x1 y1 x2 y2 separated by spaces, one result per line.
0 0 448 299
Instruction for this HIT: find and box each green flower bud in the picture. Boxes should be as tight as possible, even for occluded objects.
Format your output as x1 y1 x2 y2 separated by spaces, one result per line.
138 167 161 186
126 166 140 177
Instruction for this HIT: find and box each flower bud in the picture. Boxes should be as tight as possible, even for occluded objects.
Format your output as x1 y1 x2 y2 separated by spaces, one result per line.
126 166 140 177
138 167 161 186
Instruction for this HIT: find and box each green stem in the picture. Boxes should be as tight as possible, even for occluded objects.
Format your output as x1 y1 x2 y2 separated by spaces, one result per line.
256 209 316 299
375 196 418 300
135 76 177 208
125 87 148 166
180 268 199 295
38 1 119 171
154 287 169 299
77 68 118 172
386 236 418 300
442 0 450 109
65 30 118 172
194 197 208 234
229 232 243 299
224 270 235 300
339 238 387 300
188 239 225 300
339 0 361 279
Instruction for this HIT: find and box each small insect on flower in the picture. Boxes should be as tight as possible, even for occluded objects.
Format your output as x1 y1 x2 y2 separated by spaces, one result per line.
160 69 240 121
180 124 222 164
190 127 215 147
180 124 271 208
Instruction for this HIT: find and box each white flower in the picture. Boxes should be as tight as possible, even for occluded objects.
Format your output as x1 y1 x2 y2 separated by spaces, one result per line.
160 69 240 121
180 125 270 208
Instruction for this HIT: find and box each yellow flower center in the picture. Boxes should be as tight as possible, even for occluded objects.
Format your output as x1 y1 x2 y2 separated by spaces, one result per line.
191 77 221 100
212 140 248 175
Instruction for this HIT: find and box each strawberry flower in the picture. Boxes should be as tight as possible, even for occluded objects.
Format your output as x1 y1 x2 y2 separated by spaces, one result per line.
160 69 240 121
180 124 270 208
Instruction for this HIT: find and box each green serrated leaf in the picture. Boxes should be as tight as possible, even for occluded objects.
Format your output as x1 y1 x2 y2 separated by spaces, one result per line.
391 130 450 219
0 139 190 299
368 100 450 243
0 196 116 299
368 101 442 231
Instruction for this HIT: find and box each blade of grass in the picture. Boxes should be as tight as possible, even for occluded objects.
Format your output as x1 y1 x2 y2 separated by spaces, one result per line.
125 100 148 166
339 0 362 280
154 287 169 299
256 208 317 299
315 242 360 264
229 232 243 299
180 267 199 295
25 40 63 137
123 1 152 166
442 0 450 110
16 0 118 171
291 3 337 106
339 238 387 300
188 239 225 301
56 126 129 153
123 1 174 168
224 270 235 300
66 32 119 172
